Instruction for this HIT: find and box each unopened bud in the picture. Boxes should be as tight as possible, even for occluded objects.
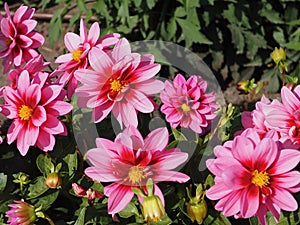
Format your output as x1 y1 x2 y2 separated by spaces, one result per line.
46 172 62 189
187 199 208 224
271 47 286 64
142 195 165 222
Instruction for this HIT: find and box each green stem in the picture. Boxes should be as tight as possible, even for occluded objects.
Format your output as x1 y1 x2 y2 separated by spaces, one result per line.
44 213 55 225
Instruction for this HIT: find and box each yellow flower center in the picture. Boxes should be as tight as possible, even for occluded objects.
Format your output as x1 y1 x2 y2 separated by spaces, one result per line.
128 165 147 185
110 79 126 92
72 49 83 62
251 170 270 188
18 105 33 120
181 103 191 112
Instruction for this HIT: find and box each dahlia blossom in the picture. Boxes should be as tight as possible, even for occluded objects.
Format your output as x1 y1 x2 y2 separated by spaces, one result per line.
75 38 164 128
0 3 44 73
263 85 300 145
160 74 218 134
206 128 300 225
1 71 73 155
54 18 120 99
84 126 190 214
6 200 36 225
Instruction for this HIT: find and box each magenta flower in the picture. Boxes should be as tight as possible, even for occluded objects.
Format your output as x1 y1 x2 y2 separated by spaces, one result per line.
263 85 300 145
206 128 300 225
160 74 218 134
0 3 44 73
1 71 73 155
75 38 164 128
84 126 190 214
54 19 120 99
6 200 36 225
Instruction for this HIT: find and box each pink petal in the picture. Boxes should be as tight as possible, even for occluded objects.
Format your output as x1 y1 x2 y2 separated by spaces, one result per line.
272 171 300 188
219 191 242 217
112 38 131 61
36 129 55 151
85 167 119 182
42 114 66 135
25 84 41 107
281 86 300 114
16 126 30 156
126 90 154 113
88 22 100 44
143 127 168 151
40 85 63 106
31 105 46 126
93 101 114 123
79 19 87 43
134 79 164 95
154 170 190 183
7 120 23 144
45 100 72 116
17 34 33 48
88 47 113 75
132 64 161 83
222 166 252 190
206 183 233 200
64 32 80 52
231 135 255 168
269 149 300 175
55 53 73 64
105 183 134 214
271 187 298 211
152 150 188 170
27 32 44 48
240 184 259 218
253 138 278 171
18 19 37 33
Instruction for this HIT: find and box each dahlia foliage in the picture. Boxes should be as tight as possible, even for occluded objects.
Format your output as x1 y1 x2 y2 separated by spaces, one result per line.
0 2 299 225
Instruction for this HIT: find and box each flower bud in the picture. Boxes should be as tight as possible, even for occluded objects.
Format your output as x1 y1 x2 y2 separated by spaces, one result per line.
6 200 36 224
46 172 62 189
142 195 165 222
271 47 286 64
186 199 208 224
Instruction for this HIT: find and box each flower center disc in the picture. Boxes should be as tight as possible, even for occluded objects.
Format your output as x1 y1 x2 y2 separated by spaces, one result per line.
18 105 33 120
251 170 270 188
181 103 191 112
128 165 147 185
72 49 83 62
110 79 125 92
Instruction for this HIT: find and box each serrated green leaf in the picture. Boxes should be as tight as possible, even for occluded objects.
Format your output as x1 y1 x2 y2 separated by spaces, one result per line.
0 173 7 192
228 24 244 54
63 151 78 177
176 18 212 47
74 207 87 225
36 154 54 176
27 176 48 199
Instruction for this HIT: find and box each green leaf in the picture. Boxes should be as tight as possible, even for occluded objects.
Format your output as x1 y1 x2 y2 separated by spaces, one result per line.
0 173 7 192
36 154 54 176
74 207 87 225
63 151 78 177
273 28 286 45
49 7 66 47
34 190 59 211
77 0 88 13
167 17 177 39
249 216 259 225
268 75 280 93
175 7 186 18
171 128 187 141
146 0 156 9
176 18 212 47
118 202 139 218
204 174 214 188
285 41 300 51
228 24 244 54
27 176 49 199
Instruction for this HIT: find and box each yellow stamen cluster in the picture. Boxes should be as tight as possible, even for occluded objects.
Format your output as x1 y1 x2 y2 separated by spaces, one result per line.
72 49 83 62
252 170 270 188
181 103 191 112
128 165 147 184
18 105 33 120
110 78 126 92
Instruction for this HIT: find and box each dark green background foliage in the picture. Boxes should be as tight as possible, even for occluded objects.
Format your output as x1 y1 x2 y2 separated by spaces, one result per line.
7 0 300 92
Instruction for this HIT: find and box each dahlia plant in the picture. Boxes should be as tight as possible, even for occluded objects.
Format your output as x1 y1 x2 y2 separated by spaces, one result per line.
0 2 299 225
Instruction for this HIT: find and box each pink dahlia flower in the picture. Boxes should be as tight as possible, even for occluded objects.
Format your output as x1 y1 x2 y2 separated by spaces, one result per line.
1 71 73 155
206 128 300 225
263 85 300 145
160 74 218 134
6 200 36 225
0 3 44 73
54 18 120 99
75 38 164 128
84 126 190 214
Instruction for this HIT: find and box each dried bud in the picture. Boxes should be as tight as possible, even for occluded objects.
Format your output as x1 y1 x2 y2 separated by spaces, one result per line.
271 47 286 64
46 172 62 189
187 199 208 224
142 195 165 222
72 183 103 206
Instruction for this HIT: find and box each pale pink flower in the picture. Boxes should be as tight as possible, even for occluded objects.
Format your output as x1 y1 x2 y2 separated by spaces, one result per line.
84 126 190 214
264 85 300 146
75 38 164 128
0 3 44 73
1 71 73 155
6 200 36 225
54 19 120 99
206 128 300 225
160 74 218 134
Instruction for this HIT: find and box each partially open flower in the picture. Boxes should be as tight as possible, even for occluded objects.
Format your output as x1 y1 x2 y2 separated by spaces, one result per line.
271 47 286 64
187 198 207 224
5 200 36 225
72 183 103 206
142 194 165 222
46 172 62 189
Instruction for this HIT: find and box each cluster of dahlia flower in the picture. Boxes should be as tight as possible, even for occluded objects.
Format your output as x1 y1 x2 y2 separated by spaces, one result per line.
0 2 298 225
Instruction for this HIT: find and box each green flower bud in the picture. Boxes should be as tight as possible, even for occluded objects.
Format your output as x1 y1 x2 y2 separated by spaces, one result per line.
186 198 208 224
271 47 286 64
46 172 62 189
142 195 165 222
